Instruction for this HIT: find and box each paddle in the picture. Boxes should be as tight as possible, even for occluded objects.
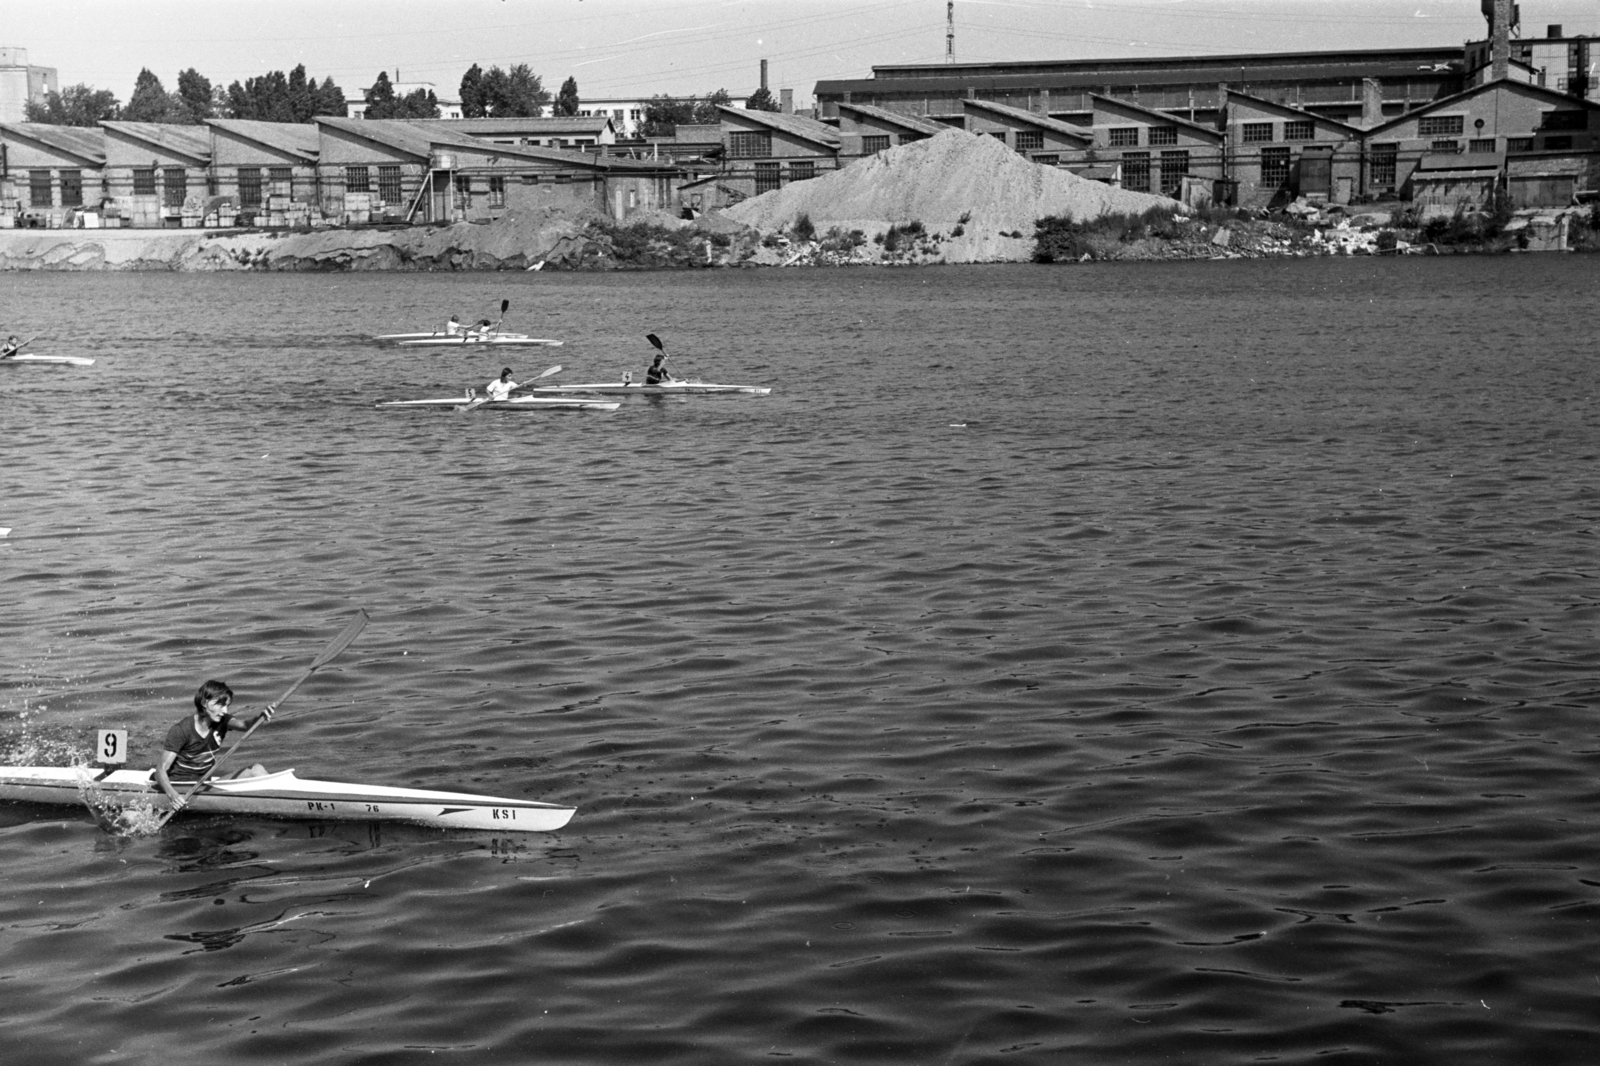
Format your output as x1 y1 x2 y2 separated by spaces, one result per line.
1 333 42 360
456 364 563 412
154 609 369 828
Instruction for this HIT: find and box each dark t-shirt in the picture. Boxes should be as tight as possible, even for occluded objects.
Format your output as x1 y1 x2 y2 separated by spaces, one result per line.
163 715 230 780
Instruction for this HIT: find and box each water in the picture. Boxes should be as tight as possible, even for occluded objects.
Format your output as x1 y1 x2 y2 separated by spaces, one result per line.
2 257 1597 1065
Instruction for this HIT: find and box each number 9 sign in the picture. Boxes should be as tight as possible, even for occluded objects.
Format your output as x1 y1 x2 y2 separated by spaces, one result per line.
96 729 128 765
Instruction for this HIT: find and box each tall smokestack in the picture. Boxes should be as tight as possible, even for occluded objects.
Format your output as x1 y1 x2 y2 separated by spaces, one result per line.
1483 0 1517 80
760 59 768 91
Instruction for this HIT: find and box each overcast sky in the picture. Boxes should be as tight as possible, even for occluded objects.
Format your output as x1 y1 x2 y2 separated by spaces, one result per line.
8 0 1596 108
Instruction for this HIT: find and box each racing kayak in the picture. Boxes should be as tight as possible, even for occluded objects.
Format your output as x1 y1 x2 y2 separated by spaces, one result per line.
0 765 575 832
396 335 563 348
376 394 620 411
1 354 96 367
375 331 538 342
530 381 770 396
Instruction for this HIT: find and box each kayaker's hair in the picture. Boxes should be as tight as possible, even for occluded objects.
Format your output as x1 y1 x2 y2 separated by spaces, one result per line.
195 679 234 712
502 367 513 376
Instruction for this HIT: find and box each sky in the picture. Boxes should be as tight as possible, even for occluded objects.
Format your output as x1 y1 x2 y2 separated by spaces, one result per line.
7 0 1597 109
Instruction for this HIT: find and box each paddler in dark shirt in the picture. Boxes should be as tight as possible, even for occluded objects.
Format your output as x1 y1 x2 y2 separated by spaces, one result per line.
0 335 19 359
154 679 273 810
645 352 675 385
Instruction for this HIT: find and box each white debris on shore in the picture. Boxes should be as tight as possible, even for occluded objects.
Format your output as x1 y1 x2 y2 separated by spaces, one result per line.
723 128 1179 263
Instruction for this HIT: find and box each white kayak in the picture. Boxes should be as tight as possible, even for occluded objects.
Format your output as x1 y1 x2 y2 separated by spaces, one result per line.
396 335 563 348
376 394 620 411
376 330 539 342
531 381 771 396
0 765 575 832
1 354 95 367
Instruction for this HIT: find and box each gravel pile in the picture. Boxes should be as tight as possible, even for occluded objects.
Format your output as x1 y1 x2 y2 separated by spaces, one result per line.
723 128 1177 262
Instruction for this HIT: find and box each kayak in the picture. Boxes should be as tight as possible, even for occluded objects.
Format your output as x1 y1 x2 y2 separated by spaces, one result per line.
396 335 563 348
375 331 540 343
376 395 620 411
1 354 96 367
530 381 771 396
0 765 575 832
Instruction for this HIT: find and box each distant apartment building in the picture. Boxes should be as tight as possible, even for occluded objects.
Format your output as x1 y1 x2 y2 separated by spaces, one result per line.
0 47 57 124
575 98 647 138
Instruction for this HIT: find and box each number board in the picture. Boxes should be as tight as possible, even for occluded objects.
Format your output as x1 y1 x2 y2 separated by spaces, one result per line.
96 729 129 765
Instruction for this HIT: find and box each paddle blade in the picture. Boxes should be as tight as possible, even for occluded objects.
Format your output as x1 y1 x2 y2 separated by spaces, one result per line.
646 333 663 351
539 364 563 379
501 299 510 314
310 609 369 670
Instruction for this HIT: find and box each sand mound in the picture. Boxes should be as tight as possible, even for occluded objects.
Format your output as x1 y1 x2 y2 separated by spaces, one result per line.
724 128 1177 261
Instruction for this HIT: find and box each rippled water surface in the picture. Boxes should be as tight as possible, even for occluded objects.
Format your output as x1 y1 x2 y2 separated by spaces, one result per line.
2 258 1598 1065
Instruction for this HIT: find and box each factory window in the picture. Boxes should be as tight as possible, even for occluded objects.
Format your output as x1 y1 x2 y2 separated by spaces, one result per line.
238 168 262 207
60 170 83 207
755 162 780 193
1543 135 1573 149
1159 150 1189 192
989 131 1008 144
897 133 922 145
377 165 402 203
1369 144 1397 186
1108 127 1138 147
1469 138 1497 153
488 176 505 207
453 173 472 211
1542 110 1586 130
29 170 52 208
1147 125 1177 146
1506 137 1534 152
729 131 772 158
133 168 157 196
164 168 187 208
1430 139 1460 153
1284 120 1314 141
1260 146 1290 186
1121 151 1150 192
1034 154 1059 166
1418 115 1464 136
1015 130 1044 152
346 166 370 192
1241 122 1273 143
789 160 815 182
630 109 641 121
268 167 292 197
862 135 890 154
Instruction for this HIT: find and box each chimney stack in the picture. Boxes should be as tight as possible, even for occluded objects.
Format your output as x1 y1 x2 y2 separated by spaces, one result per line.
760 59 768 91
1489 0 1512 80
1362 78 1385 127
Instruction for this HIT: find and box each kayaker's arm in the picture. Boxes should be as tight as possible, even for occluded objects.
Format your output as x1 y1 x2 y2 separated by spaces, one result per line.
154 750 186 808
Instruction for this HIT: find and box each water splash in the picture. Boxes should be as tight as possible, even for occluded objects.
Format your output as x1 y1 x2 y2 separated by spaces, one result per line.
68 755 166 836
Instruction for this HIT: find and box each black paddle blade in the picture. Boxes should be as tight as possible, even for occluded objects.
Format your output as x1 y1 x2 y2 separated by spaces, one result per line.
647 333 663 351
501 299 510 313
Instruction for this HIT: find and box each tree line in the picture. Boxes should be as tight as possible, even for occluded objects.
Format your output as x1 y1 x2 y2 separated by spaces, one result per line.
25 62 779 135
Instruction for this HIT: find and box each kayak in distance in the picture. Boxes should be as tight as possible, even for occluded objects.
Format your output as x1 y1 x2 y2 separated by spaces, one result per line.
376 394 621 411
531 381 771 396
0 765 575 833
396 335 564 348
1 354 96 367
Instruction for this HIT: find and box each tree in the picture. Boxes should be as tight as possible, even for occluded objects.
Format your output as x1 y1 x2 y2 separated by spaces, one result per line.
460 64 486 119
555 76 579 117
123 68 187 123
25 84 120 126
176 68 214 123
362 71 396 118
314 77 348 119
478 63 549 118
641 89 732 136
287 64 314 123
746 86 778 112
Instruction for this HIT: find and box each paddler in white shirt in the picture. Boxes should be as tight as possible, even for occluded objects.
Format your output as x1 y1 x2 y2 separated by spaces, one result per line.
468 318 495 340
485 367 519 402
445 314 463 336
